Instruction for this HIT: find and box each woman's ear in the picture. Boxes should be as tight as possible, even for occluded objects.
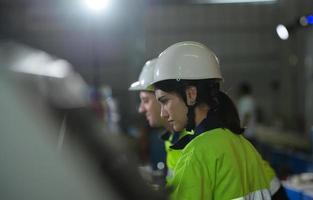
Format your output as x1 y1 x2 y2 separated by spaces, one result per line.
185 86 197 106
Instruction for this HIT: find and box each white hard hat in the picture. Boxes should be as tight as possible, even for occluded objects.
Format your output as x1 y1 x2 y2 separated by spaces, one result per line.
153 41 222 84
129 58 157 91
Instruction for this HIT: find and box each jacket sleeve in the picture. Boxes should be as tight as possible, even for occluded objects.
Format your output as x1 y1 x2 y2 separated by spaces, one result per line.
169 147 215 200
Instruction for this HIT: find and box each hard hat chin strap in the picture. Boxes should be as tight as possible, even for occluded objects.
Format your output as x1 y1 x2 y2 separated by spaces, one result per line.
184 84 219 132
178 84 197 132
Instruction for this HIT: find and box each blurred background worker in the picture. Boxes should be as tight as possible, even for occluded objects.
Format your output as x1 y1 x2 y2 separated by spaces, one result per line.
237 81 257 144
89 85 121 134
100 85 121 134
152 41 287 200
129 58 189 186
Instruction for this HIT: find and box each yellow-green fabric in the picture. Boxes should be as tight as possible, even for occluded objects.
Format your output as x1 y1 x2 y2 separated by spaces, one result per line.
263 160 276 182
263 160 281 195
169 128 272 200
165 130 191 183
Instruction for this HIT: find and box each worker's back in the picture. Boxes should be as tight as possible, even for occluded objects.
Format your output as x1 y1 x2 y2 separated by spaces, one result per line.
170 128 271 200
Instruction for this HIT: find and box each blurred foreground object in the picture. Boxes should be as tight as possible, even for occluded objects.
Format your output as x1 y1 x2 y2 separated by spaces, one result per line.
0 41 165 200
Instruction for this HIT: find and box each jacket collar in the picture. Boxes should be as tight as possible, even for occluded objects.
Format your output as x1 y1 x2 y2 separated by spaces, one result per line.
170 111 222 150
160 131 181 144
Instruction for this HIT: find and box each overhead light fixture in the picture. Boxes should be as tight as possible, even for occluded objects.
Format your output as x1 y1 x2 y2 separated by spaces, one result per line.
276 24 289 40
195 0 277 4
84 0 110 12
276 14 313 41
307 15 313 25
299 15 313 26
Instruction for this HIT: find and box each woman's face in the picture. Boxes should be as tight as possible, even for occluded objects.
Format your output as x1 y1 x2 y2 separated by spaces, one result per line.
155 89 188 132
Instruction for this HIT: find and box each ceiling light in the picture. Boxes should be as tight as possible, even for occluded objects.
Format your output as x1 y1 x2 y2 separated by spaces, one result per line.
84 0 109 12
276 24 289 40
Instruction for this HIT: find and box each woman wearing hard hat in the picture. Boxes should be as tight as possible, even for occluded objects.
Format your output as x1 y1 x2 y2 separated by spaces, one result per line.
151 41 288 199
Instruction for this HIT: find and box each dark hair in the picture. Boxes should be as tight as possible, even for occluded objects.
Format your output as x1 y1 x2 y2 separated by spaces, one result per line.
154 79 243 134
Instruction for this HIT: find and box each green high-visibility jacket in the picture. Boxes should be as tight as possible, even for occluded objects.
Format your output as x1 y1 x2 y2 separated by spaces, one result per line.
163 130 192 183
169 128 278 200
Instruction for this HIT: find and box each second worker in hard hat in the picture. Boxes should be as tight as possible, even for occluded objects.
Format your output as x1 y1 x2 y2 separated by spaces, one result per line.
151 41 288 199
129 58 190 185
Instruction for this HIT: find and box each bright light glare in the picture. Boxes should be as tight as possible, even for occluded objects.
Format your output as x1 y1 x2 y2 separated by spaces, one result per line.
84 0 109 12
11 52 71 78
276 24 289 40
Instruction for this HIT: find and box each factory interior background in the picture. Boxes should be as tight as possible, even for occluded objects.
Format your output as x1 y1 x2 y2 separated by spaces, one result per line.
1 0 313 199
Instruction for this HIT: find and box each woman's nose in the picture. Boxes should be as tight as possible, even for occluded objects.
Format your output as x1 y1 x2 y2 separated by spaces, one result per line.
160 106 168 119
